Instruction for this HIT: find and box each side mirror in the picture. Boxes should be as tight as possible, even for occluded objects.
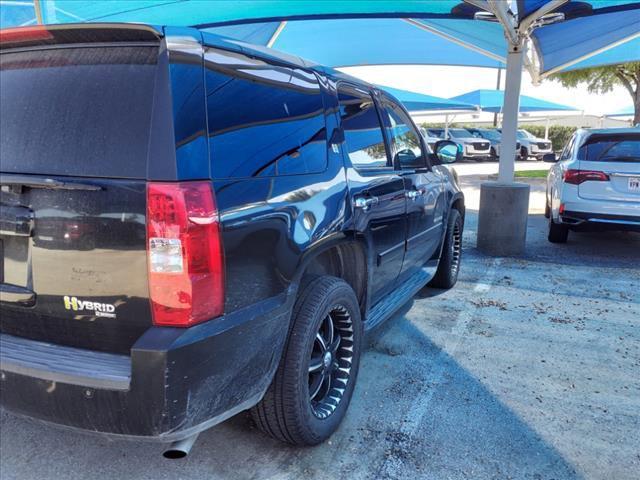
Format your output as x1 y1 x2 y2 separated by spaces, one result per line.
542 153 557 163
433 140 461 165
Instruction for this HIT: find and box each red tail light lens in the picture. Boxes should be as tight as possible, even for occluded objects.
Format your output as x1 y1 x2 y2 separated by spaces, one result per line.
563 169 609 185
147 182 224 327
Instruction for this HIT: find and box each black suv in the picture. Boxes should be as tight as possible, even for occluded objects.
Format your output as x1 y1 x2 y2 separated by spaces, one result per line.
0 24 464 454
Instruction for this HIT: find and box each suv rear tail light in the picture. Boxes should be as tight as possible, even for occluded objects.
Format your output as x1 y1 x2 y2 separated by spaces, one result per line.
563 169 609 185
146 182 224 327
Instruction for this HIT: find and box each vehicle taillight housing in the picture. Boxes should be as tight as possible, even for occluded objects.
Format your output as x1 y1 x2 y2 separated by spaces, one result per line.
146 182 224 327
563 169 609 185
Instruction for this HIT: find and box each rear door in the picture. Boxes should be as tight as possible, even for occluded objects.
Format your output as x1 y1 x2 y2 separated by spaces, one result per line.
577 133 640 205
378 94 445 279
0 44 159 354
338 85 407 304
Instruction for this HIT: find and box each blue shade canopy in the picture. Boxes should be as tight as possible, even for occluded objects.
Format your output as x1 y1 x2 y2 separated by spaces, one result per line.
377 85 477 111
450 89 578 113
531 7 640 75
209 19 505 68
0 1 638 77
607 105 635 116
0 1 37 27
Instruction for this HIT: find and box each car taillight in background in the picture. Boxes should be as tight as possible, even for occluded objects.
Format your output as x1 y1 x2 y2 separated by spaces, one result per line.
147 181 224 327
563 169 610 185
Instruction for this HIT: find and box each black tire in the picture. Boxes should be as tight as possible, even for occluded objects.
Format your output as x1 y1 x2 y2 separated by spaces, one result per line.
429 209 463 289
251 276 362 446
544 199 551 219
548 217 569 243
520 147 528 161
490 147 498 161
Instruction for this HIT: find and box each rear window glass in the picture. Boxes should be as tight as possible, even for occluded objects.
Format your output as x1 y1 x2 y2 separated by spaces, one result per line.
0 46 157 178
578 135 640 162
204 49 327 178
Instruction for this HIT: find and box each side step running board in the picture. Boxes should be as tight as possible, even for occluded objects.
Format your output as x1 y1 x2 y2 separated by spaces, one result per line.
364 267 434 332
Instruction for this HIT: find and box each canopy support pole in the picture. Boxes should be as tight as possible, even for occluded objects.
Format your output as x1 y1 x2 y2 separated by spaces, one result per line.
497 44 523 183
545 117 550 140
444 115 450 138
477 27 530 256
34 0 44 24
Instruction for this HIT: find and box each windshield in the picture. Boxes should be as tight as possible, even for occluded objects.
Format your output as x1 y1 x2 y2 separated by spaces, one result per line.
449 128 472 138
478 130 500 140
578 135 640 162
516 130 531 140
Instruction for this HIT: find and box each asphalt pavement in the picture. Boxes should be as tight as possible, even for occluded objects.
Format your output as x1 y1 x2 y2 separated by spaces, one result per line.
1 166 638 480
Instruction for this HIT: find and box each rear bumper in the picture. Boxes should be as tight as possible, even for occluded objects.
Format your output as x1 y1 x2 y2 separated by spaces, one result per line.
0 295 291 442
560 210 640 231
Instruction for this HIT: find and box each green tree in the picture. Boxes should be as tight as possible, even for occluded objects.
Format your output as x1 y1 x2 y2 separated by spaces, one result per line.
550 63 639 125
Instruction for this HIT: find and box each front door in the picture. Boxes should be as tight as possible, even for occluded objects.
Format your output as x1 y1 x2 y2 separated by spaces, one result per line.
337 84 407 305
378 94 445 280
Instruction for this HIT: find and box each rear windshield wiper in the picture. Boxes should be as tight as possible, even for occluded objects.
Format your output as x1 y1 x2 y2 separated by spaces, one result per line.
0 175 102 191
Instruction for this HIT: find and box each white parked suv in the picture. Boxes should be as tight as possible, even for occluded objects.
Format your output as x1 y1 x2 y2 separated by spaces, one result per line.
500 129 553 160
428 128 491 161
545 128 640 243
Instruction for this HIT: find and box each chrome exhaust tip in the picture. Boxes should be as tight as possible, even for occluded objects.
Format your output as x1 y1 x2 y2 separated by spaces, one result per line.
162 434 199 459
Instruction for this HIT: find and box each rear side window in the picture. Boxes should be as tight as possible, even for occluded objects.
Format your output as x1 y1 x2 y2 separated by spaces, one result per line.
0 47 157 178
338 86 390 170
578 134 640 162
204 49 327 178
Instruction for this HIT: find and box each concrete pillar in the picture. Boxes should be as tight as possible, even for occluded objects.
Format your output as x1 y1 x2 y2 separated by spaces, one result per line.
477 182 530 256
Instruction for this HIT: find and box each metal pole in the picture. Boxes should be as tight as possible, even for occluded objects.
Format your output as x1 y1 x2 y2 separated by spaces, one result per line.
493 68 502 127
545 117 550 140
34 0 44 24
444 115 450 138
498 44 524 183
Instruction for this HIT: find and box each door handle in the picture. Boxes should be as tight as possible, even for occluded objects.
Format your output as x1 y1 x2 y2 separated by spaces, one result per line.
353 196 379 211
405 189 424 200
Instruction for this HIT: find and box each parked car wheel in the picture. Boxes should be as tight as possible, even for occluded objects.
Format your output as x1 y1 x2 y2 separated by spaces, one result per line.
548 217 569 243
545 199 551 219
251 276 362 446
429 209 463 289
520 147 529 161
490 147 498 161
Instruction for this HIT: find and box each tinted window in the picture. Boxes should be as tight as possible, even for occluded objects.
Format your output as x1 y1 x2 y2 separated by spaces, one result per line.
338 86 389 170
560 135 575 160
204 49 327 178
578 135 640 162
381 99 424 169
0 47 157 178
479 129 500 140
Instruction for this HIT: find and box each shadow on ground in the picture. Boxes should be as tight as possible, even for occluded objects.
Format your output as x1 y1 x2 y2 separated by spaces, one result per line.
1 199 638 480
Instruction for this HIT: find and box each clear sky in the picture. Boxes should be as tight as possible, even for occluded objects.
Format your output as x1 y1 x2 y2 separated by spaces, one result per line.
340 64 632 118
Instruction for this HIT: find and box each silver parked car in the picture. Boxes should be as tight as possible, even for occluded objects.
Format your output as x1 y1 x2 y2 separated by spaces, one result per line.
427 128 491 161
515 129 553 160
467 128 521 161
545 128 640 243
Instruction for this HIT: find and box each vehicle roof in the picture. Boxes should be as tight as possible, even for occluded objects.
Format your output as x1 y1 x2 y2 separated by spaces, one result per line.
0 23 374 91
577 127 640 136
196 27 374 89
